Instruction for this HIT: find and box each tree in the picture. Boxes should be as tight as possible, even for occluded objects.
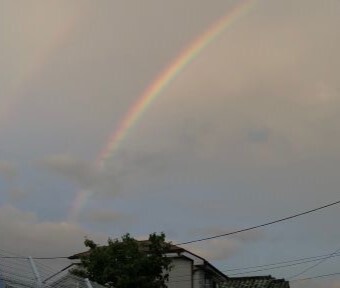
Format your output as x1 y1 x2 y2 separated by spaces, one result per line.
71 233 172 288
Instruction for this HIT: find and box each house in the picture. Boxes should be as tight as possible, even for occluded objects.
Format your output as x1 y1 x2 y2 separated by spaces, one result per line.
69 241 228 288
69 241 290 288
162 248 229 288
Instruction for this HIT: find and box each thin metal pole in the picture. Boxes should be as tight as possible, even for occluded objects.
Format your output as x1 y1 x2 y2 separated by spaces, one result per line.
29 257 42 288
85 278 93 288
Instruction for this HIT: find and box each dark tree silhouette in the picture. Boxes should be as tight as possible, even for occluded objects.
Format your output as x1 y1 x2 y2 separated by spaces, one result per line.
71 233 172 288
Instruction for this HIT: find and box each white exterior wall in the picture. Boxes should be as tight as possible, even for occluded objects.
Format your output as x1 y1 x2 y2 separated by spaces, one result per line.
193 269 205 288
165 252 224 288
166 258 192 288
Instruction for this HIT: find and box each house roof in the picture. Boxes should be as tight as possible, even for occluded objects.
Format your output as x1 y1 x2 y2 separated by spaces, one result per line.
220 276 290 288
195 259 229 282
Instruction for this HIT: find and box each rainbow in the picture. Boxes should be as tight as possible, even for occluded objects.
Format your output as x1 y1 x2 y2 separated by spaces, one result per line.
70 0 256 220
97 0 256 168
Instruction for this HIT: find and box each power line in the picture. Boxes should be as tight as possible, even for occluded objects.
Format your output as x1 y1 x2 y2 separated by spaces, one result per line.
173 253 340 281
127 251 340 282
2 250 339 286
162 256 338 282
224 252 340 272
33 250 340 282
3 199 339 260
176 199 340 245
289 246 340 280
228 256 340 276
291 271 340 282
1 199 340 285
4 249 340 283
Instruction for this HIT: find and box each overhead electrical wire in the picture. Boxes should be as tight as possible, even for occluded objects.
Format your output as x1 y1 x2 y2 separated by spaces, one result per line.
228 256 340 276
224 252 340 272
1 199 340 286
2 199 340 259
2 247 340 286
291 271 340 282
289 246 340 280
3 249 340 283
176 199 340 245
146 251 340 282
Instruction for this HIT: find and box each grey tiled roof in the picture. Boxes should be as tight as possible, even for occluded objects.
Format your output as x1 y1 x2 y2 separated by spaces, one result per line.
220 276 290 288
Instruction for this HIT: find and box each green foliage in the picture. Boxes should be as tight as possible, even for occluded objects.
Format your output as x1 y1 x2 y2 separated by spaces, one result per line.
71 233 172 288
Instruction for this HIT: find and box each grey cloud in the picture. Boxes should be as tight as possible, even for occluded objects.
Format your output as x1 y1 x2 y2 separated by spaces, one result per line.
233 230 264 243
186 239 240 261
39 154 122 198
39 154 99 189
246 127 271 143
8 187 26 201
0 161 26 203
78 209 131 224
0 205 107 256
183 228 264 261
0 161 16 181
1 1 340 284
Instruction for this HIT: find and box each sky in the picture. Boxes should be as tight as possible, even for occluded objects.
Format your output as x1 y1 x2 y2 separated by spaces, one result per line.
1 0 340 287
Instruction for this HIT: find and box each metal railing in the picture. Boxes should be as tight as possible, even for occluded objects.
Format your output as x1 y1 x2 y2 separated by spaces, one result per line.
0 251 104 288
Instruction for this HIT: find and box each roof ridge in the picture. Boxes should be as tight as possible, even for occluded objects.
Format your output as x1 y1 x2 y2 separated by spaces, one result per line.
228 275 273 280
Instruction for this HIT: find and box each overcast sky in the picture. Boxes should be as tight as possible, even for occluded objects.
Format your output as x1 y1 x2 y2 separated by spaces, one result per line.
1 1 340 287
